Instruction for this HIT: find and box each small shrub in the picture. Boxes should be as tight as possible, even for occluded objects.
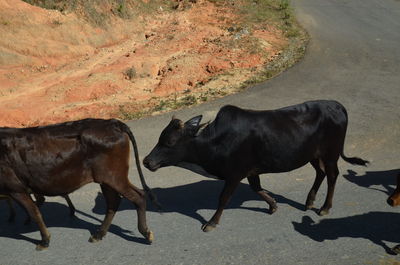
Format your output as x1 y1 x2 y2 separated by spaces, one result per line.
124 67 137 80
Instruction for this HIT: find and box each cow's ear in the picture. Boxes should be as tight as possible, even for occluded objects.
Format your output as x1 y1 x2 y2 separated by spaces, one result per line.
184 115 203 135
185 115 202 127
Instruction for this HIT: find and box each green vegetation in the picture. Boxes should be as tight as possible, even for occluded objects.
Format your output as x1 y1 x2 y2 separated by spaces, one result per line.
118 86 229 120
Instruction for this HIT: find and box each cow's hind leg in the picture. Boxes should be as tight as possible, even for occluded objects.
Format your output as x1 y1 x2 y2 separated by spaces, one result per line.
89 184 121 242
305 159 326 211
318 161 339 216
202 179 240 232
247 175 277 214
110 183 153 244
10 193 51 250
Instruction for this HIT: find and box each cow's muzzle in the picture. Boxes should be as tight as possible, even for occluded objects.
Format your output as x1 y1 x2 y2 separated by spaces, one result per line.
143 157 161 172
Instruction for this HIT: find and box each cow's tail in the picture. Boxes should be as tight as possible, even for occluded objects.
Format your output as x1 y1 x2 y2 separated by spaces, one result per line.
119 122 162 210
340 152 369 166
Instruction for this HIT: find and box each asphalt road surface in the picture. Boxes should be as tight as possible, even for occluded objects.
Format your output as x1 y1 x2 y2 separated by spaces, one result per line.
1 0 399 264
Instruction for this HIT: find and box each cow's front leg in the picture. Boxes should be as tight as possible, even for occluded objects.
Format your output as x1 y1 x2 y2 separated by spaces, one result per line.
202 180 240 232
11 192 51 250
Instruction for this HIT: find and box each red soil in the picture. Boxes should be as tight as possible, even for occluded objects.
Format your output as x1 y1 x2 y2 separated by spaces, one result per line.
0 0 287 127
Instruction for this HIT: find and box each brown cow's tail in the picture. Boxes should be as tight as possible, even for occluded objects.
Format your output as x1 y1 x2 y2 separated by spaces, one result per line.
120 122 162 210
340 152 369 166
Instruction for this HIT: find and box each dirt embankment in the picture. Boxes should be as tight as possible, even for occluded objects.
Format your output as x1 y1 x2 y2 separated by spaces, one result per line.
0 0 306 127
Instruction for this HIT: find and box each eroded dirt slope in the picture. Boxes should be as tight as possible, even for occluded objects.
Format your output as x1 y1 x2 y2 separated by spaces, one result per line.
0 0 293 127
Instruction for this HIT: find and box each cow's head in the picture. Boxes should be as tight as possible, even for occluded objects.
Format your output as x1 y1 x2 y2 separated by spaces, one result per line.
143 115 203 171
387 173 400 207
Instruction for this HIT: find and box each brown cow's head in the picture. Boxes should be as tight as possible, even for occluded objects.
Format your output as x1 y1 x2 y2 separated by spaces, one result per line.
143 115 203 171
387 173 400 207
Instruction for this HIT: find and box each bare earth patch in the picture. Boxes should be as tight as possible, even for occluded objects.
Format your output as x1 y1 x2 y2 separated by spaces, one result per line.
0 0 305 127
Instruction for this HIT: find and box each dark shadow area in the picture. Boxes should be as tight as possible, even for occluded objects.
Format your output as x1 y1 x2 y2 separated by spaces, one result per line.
92 180 306 225
0 201 149 247
292 212 400 255
343 168 400 195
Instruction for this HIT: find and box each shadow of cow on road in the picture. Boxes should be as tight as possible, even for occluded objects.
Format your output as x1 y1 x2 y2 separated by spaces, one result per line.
0 201 147 246
292 212 400 255
92 180 306 225
343 168 400 195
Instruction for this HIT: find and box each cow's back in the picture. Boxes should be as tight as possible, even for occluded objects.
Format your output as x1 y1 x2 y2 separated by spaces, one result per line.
0 119 129 195
199 100 348 174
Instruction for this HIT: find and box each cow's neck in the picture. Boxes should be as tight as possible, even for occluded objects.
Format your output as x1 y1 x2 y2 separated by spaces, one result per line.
182 136 216 171
175 137 220 178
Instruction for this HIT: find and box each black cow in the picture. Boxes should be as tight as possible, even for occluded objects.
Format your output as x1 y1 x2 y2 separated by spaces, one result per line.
0 119 158 250
143 100 369 232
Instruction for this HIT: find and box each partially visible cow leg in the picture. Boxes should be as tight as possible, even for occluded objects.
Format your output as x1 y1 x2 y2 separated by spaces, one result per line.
24 194 75 225
10 192 51 250
318 162 339 216
247 175 277 214
89 184 121 243
63 195 75 216
6 197 16 222
305 159 326 211
33 193 45 206
202 179 240 232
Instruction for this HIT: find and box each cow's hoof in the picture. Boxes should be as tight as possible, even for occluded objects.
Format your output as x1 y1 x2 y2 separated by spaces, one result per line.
392 245 400 255
305 203 313 211
269 205 278 214
89 233 103 243
318 209 329 216
145 231 154 244
201 222 217 232
35 241 49 251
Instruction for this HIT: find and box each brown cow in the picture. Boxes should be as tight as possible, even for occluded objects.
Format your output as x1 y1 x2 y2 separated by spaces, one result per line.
1 193 75 223
0 119 158 250
387 172 400 254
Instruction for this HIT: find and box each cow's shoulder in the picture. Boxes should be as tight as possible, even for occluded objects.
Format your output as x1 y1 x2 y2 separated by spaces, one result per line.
215 105 251 121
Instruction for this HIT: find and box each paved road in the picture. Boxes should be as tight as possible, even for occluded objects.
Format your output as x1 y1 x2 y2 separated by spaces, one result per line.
1 0 399 264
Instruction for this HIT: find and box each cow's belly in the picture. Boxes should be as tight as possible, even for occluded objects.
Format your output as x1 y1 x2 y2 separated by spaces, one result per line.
27 163 93 196
29 167 93 196
257 147 319 174
22 150 95 196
